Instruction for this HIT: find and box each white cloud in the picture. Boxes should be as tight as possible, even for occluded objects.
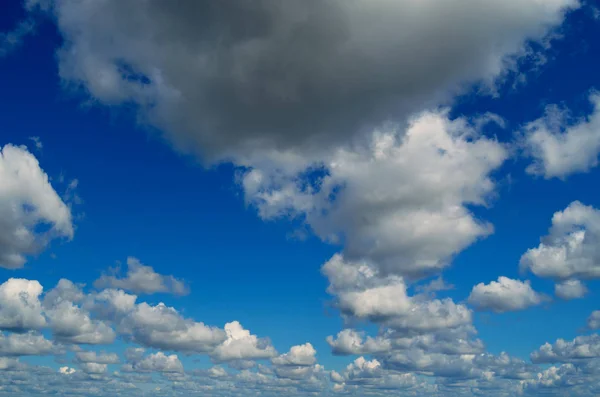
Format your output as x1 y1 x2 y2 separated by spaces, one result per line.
271 343 316 366
520 201 600 280
58 366 76 375
210 321 277 363
0 144 73 268
250 112 507 279
326 329 392 356
531 334 600 363
555 279 588 300
43 280 115 345
126 352 184 373
79 362 108 374
587 311 600 330
94 257 189 296
0 332 54 356
468 277 545 313
322 254 472 333
0 278 46 332
118 302 225 353
524 93 600 179
75 351 119 364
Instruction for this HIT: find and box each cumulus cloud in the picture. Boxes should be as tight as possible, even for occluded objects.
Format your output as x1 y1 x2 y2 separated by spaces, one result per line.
588 311 600 330
271 343 316 367
327 329 392 356
524 93 600 179
467 277 545 313
249 112 507 279
555 279 588 300
75 351 120 364
125 351 184 373
94 257 189 296
0 332 54 356
43 280 115 345
520 201 600 280
0 144 73 268
0 278 46 332
322 254 472 333
531 334 600 363
45 0 576 162
117 301 225 353
210 321 277 363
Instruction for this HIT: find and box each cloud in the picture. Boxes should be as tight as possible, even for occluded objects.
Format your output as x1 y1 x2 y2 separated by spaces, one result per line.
75 351 120 364
0 144 73 268
0 278 46 332
0 332 54 356
46 0 576 162
58 366 76 375
467 277 545 313
587 311 600 330
524 93 600 179
94 257 189 296
271 343 316 366
0 18 35 58
322 254 472 333
326 329 392 356
125 352 184 373
116 301 225 353
247 111 507 279
555 279 588 299
520 201 600 280
43 280 116 345
531 334 600 363
210 321 277 363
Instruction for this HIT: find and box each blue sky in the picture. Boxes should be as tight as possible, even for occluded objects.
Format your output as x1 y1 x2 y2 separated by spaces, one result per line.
1 0 600 396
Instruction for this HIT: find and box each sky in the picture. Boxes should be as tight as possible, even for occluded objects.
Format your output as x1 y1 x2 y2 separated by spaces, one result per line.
1 0 600 396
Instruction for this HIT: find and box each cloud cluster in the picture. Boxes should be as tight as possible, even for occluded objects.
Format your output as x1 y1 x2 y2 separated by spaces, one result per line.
44 0 576 162
524 94 600 179
468 276 545 313
0 144 73 269
520 201 600 297
94 257 189 296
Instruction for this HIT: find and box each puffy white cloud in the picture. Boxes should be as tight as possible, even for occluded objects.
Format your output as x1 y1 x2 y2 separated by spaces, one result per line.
43 281 115 345
210 321 277 363
47 0 576 162
75 351 120 364
0 144 73 268
520 201 600 280
326 329 392 356
588 311 600 330
271 343 316 366
79 362 108 374
0 278 46 332
0 331 54 356
251 112 507 279
94 257 189 296
467 277 545 313
322 254 472 333
332 356 420 391
555 279 588 300
531 335 600 363
126 352 184 373
118 302 225 353
58 366 76 375
524 93 600 179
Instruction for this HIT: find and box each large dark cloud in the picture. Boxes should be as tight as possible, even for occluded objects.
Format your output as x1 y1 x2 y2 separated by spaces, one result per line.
45 0 576 160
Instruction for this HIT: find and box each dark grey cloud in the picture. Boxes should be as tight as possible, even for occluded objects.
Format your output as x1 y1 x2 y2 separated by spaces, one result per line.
45 0 577 161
